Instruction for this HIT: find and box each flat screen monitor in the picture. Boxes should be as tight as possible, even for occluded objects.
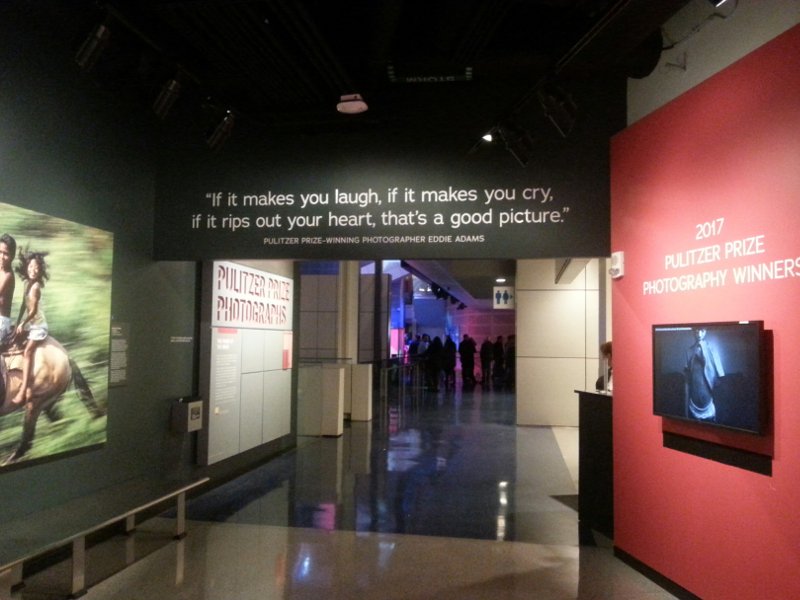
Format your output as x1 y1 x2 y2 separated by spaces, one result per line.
652 321 766 435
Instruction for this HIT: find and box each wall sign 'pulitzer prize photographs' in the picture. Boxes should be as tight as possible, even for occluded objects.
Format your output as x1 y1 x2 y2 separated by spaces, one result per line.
0 202 111 469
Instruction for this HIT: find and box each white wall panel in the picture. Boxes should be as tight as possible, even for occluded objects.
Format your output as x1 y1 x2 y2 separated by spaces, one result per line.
263 330 285 371
263 369 292 442
240 372 265 451
241 328 265 373
515 259 603 426
516 357 583 426
516 290 587 358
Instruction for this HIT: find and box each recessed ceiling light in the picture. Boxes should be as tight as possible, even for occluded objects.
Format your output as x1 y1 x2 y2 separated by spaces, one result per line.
496 277 506 283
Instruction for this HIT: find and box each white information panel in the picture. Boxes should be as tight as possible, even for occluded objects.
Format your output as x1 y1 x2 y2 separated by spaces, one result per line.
203 261 294 465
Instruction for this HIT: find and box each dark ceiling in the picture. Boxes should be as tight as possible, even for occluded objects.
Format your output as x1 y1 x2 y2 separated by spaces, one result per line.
62 0 689 146
14 0 691 302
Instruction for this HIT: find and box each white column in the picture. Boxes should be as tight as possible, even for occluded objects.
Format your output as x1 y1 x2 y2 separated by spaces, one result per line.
515 259 603 426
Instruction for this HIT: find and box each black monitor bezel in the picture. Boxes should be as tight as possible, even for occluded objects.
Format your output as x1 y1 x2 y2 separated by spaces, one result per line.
651 320 767 435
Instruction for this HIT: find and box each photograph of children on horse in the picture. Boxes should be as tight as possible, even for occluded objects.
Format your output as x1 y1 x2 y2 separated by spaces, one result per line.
0 202 111 467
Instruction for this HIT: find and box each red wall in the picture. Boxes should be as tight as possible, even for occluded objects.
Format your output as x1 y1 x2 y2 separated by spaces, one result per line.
610 25 800 600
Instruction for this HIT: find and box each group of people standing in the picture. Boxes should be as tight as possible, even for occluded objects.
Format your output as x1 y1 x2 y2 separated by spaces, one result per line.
0 232 50 406
407 331 516 392
479 334 515 387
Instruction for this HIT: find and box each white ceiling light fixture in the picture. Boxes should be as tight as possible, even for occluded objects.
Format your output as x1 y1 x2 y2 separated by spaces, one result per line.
336 93 368 114
482 131 493 142
495 277 506 283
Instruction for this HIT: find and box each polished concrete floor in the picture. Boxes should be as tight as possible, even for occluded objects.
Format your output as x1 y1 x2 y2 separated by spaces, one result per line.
20 382 677 599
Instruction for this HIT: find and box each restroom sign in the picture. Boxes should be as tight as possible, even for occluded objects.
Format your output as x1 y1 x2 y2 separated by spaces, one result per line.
493 287 515 309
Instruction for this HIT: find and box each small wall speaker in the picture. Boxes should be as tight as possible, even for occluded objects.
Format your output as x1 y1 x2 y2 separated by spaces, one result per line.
609 251 625 279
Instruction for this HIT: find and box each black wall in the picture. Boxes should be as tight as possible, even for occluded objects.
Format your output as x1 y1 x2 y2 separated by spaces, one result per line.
0 2 200 518
154 78 625 261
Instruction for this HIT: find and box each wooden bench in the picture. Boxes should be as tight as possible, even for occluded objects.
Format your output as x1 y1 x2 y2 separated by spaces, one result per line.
0 475 209 599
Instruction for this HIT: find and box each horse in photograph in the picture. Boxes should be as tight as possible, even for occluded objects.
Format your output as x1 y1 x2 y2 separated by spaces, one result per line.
0 336 105 464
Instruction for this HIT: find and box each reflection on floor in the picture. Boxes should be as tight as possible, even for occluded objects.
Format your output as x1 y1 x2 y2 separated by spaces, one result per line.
20 383 677 599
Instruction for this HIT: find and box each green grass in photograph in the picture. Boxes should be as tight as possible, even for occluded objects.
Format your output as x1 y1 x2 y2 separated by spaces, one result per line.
0 202 112 465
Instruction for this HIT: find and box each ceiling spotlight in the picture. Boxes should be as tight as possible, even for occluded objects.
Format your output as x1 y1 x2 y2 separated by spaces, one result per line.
153 77 182 120
482 131 493 142
497 122 536 167
75 23 111 72
538 83 577 138
207 111 235 151
336 93 368 114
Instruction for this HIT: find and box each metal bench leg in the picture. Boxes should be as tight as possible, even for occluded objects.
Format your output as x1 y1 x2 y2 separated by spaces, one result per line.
70 536 86 598
0 563 23 600
175 538 186 586
125 514 136 534
174 491 187 539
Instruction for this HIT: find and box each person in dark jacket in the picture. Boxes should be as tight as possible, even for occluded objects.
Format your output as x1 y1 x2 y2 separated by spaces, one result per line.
459 334 477 385
503 334 516 388
425 335 444 391
492 335 505 381
479 337 493 384
443 335 457 389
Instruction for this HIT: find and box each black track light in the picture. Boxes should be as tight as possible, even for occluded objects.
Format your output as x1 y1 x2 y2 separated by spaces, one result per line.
206 111 235 151
75 23 111 72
